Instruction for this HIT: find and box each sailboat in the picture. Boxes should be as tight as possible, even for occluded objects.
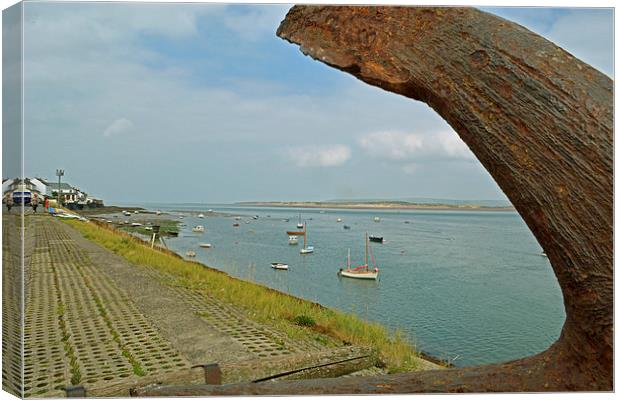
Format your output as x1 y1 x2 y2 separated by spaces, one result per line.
338 233 379 280
300 222 314 254
297 212 304 229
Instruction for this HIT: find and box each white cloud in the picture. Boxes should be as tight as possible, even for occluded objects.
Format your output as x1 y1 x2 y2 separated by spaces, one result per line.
103 118 134 137
544 10 613 76
221 6 290 41
358 131 475 162
288 145 351 167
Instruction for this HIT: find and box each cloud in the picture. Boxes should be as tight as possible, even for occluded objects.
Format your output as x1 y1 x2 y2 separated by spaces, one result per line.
103 118 134 137
358 131 475 162
289 145 351 167
21 4 609 203
221 6 290 41
484 8 613 77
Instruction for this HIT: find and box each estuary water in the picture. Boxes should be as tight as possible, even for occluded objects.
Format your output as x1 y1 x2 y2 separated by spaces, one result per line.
124 203 565 367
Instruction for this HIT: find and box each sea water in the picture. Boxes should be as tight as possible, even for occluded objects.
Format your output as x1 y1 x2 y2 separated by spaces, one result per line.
125 203 565 367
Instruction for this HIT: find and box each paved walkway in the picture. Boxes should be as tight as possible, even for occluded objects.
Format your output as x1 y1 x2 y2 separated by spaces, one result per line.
8 213 360 397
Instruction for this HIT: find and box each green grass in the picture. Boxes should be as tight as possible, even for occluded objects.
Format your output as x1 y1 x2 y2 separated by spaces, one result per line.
118 219 180 237
65 219 427 373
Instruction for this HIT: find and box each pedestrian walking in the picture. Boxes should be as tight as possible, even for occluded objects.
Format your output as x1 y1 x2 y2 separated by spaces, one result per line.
6 194 13 214
31 193 39 213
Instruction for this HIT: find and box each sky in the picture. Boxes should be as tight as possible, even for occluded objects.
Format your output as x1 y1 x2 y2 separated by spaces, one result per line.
5 3 614 203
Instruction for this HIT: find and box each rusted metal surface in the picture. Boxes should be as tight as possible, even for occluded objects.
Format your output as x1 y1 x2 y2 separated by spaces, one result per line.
133 6 613 394
192 363 222 385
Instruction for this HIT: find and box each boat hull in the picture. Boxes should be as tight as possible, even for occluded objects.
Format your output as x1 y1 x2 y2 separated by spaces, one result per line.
339 270 378 280
271 263 289 270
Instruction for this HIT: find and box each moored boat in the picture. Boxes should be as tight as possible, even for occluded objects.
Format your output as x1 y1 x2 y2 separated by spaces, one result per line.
192 225 205 233
300 246 314 254
297 212 303 229
233 223 240 227
300 222 314 254
369 235 384 243
336 218 342 222
343 225 351 230
271 262 289 270
288 235 298 245
186 251 196 257
338 233 379 280
199 243 212 248
373 217 380 222
198 213 205 218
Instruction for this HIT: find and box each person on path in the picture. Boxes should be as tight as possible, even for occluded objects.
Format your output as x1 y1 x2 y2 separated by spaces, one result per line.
31 193 38 213
6 194 13 214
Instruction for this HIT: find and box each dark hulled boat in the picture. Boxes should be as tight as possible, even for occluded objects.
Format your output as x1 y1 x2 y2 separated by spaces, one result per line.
368 235 384 243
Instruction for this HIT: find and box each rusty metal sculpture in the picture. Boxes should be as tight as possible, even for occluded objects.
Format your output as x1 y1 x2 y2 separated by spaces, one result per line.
134 6 613 395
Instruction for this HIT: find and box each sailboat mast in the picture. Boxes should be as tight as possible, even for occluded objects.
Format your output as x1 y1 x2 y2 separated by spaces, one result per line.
347 248 351 268
304 222 307 248
365 232 369 269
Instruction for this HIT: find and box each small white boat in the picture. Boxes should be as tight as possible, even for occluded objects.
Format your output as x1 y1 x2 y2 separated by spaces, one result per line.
179 215 184 219
198 213 205 218
186 251 196 257
245 220 250 224
288 235 298 245
296 213 304 229
541 252 548 257
235 216 242 220
156 210 162 215
373 217 380 222
300 246 314 254
123 211 131 216
207 209 213 213
271 262 289 270
134 210 139 214
339 267 378 280
300 222 314 254
192 225 205 233
336 218 343 222
131 222 142 227
338 234 379 280
145 226 153 230
199 243 212 248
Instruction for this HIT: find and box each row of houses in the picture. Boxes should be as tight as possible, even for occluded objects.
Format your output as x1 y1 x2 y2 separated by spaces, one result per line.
2 177 104 208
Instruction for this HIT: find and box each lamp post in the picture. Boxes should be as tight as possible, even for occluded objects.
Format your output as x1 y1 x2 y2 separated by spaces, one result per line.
56 169 64 207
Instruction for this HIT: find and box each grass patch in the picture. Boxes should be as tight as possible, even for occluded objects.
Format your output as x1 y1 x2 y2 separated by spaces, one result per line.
84 277 146 377
53 269 81 385
64 219 427 373
292 315 316 327
118 219 180 237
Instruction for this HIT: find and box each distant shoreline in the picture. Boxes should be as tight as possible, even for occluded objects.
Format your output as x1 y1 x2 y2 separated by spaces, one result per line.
237 201 515 212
